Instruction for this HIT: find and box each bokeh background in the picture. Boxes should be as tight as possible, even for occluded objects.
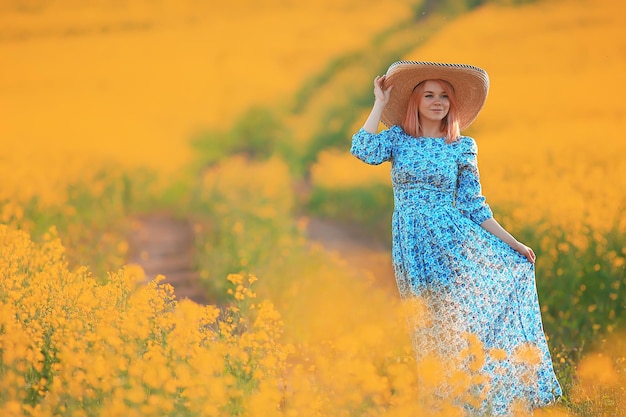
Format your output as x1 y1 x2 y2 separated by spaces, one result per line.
1 0 625 415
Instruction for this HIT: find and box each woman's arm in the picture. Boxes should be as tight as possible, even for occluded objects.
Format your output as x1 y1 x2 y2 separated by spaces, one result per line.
480 217 536 263
350 75 396 165
362 75 393 133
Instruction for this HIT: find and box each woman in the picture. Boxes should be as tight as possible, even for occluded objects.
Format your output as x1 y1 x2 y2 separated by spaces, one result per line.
351 61 562 415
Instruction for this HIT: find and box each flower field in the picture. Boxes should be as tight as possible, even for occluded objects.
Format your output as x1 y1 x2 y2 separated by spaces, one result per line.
1 0 625 415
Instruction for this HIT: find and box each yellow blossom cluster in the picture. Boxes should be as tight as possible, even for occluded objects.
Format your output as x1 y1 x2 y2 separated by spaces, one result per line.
0 145 153 274
0 222 595 416
0 226 291 416
193 155 303 295
569 334 626 416
0 146 111 223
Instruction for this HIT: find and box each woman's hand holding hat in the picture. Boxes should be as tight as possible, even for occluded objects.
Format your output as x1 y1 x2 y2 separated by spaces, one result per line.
374 75 393 105
362 75 393 134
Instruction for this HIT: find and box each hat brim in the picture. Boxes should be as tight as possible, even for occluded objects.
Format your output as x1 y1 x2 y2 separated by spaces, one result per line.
381 61 489 131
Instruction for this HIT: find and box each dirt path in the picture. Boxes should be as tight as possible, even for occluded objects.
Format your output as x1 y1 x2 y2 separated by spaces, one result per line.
305 217 397 295
127 213 397 304
127 213 209 304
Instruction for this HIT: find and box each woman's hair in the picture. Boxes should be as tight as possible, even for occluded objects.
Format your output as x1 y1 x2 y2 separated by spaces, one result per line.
401 79 461 143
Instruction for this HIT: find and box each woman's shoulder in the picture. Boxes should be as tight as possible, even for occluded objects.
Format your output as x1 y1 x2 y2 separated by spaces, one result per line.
388 125 406 135
455 135 478 153
381 125 409 142
355 125 406 138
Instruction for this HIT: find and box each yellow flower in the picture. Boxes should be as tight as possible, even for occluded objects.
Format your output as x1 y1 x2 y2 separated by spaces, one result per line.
488 348 508 361
577 353 619 388
512 343 542 366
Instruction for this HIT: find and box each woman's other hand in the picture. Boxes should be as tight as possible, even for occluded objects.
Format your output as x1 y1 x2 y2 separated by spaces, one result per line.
513 241 536 264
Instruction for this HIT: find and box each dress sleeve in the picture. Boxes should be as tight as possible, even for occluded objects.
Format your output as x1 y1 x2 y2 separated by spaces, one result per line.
350 127 394 165
455 137 493 225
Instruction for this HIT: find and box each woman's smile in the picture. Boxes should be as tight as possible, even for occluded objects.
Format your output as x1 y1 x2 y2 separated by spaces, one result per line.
418 80 451 124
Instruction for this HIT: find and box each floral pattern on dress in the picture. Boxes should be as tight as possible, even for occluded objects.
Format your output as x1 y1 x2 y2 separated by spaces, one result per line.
351 125 562 416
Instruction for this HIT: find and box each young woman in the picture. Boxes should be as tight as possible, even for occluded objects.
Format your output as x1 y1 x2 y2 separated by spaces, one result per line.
351 61 562 415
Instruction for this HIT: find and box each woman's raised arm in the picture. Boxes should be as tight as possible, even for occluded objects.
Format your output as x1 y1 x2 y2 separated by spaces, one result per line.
362 75 393 134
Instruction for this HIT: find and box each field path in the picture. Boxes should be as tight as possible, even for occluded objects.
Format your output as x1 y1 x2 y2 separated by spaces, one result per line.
127 212 397 304
305 217 397 295
127 213 209 304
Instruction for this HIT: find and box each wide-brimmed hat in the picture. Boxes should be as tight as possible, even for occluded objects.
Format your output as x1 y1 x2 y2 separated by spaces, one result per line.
381 60 489 131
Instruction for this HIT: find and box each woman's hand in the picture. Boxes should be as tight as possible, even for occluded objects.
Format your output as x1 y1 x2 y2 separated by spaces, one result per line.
362 76 393 133
480 218 536 264
374 75 393 105
513 241 536 263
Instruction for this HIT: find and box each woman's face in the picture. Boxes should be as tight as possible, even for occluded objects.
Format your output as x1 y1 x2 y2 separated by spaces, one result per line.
418 80 450 124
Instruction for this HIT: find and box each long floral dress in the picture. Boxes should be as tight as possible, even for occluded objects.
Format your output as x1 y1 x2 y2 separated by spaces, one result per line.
351 125 562 415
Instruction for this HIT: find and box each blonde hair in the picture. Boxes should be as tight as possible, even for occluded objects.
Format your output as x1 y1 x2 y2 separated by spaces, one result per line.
401 79 461 143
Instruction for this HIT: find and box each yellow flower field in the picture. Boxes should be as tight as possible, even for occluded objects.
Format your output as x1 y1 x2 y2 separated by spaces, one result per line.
1 0 625 415
0 0 413 172
3 224 587 416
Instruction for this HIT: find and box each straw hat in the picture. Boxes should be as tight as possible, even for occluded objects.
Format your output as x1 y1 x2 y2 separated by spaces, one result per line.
381 60 489 131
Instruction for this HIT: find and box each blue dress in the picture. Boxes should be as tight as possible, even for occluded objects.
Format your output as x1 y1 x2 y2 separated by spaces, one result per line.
351 126 562 415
